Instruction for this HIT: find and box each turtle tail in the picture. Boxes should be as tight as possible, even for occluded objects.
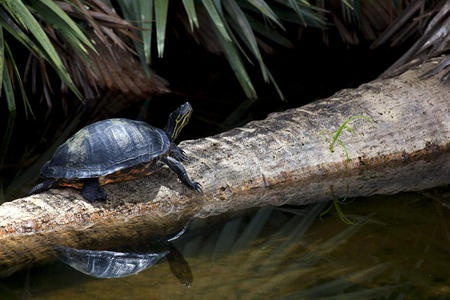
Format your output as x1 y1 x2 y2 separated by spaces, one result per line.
28 179 56 196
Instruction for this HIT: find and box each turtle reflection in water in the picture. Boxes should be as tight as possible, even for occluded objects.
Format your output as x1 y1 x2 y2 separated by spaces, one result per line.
29 102 201 202
53 246 169 278
53 225 193 286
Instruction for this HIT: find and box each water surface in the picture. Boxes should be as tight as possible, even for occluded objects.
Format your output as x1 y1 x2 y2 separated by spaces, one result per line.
1 189 449 299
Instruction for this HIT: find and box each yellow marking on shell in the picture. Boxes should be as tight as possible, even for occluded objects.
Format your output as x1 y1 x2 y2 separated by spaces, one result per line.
65 128 89 164
134 123 150 145
109 120 133 149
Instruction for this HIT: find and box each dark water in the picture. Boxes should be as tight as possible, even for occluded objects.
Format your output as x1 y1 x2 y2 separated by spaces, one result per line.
1 189 449 299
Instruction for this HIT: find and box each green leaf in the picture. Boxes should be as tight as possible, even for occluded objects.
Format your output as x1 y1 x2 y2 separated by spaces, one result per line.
0 7 40 54
246 0 283 28
3 0 65 74
30 4 89 60
247 15 293 48
287 0 306 25
182 0 199 30
35 0 94 52
154 0 169 58
223 0 268 80
115 0 152 70
140 0 154 63
201 0 232 41
273 1 325 28
213 24 256 99
1 0 80 98
330 115 373 151
266 68 285 100
299 0 311 6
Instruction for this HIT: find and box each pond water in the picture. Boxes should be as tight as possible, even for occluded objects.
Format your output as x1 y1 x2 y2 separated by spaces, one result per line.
0 189 449 299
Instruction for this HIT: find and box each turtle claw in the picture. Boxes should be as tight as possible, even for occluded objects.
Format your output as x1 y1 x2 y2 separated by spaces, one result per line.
192 182 203 194
179 149 189 162
162 156 201 193
171 144 189 162
176 150 189 162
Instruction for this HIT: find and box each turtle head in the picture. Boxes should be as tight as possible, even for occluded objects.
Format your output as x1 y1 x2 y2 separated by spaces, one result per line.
164 102 193 141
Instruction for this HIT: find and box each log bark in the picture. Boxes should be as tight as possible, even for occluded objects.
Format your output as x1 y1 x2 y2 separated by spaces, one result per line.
0 57 449 277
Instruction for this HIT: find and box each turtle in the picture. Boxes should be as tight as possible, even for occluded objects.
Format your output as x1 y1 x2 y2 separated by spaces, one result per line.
28 102 201 202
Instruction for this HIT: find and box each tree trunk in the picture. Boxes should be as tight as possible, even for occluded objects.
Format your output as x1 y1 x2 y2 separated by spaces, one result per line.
0 57 449 277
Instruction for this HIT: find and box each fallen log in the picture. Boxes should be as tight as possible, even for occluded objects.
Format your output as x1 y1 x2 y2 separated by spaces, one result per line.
0 57 449 277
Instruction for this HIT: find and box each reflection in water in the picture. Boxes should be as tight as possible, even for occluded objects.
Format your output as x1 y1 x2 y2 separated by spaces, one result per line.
52 222 193 285
0 191 449 299
52 246 169 279
165 244 193 287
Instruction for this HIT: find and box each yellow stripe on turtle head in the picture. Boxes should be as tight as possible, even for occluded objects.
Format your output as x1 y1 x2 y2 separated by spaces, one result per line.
172 108 192 140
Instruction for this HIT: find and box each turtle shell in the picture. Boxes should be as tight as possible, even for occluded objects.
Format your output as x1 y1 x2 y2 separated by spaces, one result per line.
42 119 170 179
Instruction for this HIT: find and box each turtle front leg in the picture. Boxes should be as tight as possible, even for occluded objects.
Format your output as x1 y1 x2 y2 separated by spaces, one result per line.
161 156 201 193
82 178 106 202
170 143 188 162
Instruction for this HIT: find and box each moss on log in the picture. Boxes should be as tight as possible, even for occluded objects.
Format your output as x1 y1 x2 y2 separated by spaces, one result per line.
0 57 449 277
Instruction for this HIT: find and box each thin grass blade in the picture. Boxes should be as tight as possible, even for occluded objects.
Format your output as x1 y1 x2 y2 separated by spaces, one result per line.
266 67 285 100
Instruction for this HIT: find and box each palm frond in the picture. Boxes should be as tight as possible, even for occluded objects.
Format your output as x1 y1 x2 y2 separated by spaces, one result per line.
182 0 199 30
155 0 169 58
213 22 257 99
373 0 450 80
1 0 81 97
247 0 283 28
201 0 232 41
1 0 445 116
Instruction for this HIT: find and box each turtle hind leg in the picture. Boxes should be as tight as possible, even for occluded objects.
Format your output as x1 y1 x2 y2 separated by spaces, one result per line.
81 179 106 202
28 179 56 196
162 156 202 193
